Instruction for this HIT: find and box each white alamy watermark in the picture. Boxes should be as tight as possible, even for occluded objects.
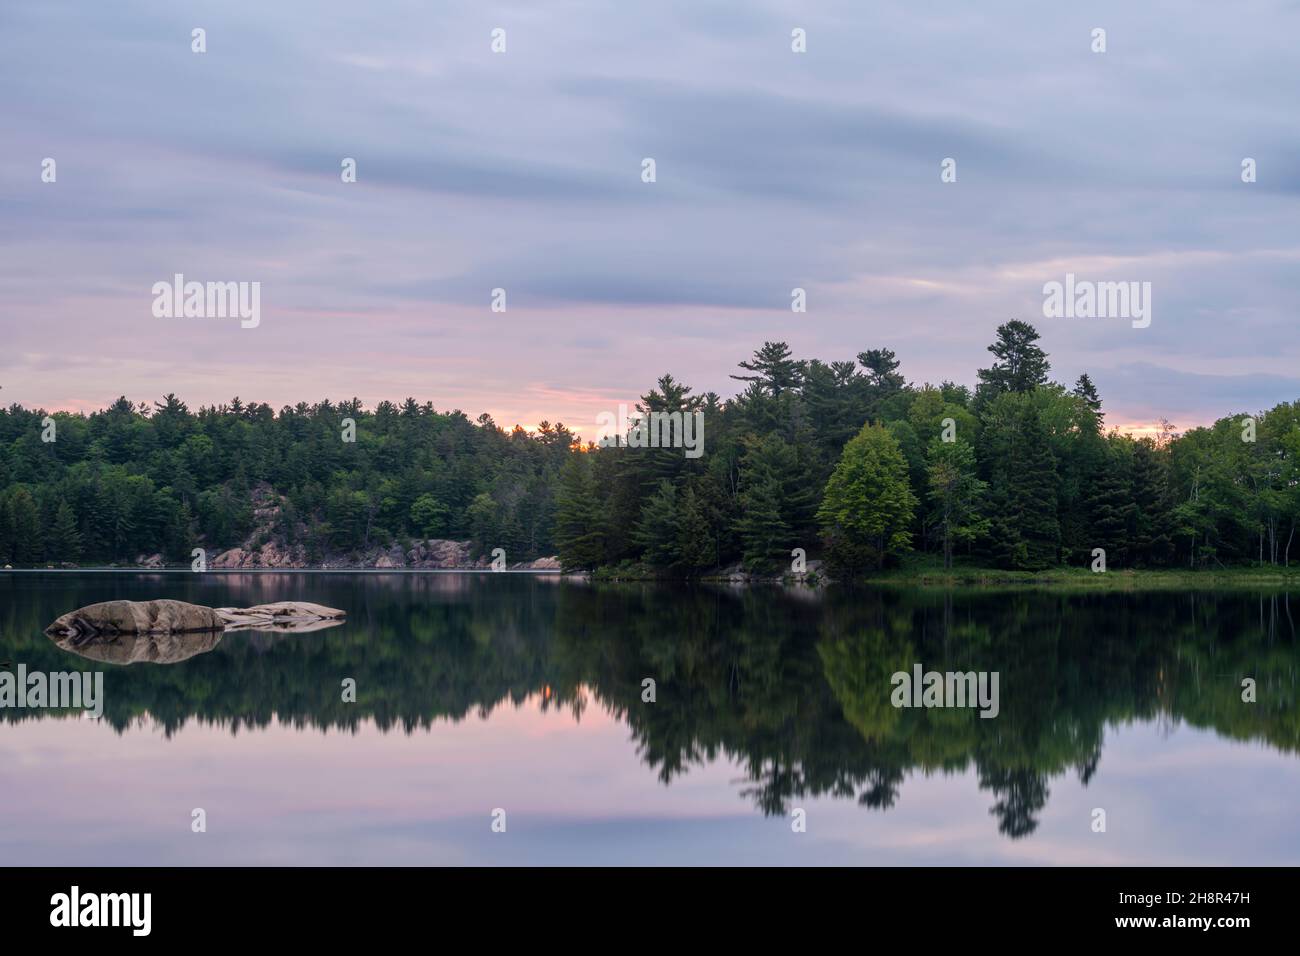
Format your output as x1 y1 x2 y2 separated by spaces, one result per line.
890 664 999 719
1042 273 1151 329
596 404 704 459
50 886 151 936
0 664 103 718
152 273 261 328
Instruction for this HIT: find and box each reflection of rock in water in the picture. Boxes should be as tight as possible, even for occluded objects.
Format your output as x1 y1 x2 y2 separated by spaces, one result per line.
48 627 225 665
44 599 346 665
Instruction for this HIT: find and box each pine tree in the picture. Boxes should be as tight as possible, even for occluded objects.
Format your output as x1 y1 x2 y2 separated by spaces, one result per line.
632 480 683 568
1072 373 1103 422
981 398 1059 570
47 500 82 563
1130 438 1173 565
0 494 11 564
1013 408 1061 569
857 347 906 415
7 487 43 566
1085 442 1137 567
465 492 499 558
677 484 719 575
735 435 815 572
736 474 789 573
926 438 988 568
976 321 1051 407
985 485 1028 570
802 359 865 464
730 342 805 397
553 454 606 570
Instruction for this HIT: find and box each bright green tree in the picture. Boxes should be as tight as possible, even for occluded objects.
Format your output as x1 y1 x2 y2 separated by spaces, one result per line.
410 493 450 538
817 423 917 572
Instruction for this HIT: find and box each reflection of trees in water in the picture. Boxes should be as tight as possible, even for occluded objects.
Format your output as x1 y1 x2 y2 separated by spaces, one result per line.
3 575 1299 838
980 766 1049 839
566 585 1299 839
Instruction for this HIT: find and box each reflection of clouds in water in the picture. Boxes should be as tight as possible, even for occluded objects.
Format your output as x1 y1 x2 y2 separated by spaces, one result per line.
4 575 1300 862
2 714 1297 865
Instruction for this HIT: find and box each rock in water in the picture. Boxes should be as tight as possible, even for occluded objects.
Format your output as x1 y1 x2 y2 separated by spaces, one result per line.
213 602 347 632
45 599 347 646
44 599 225 643
44 599 346 665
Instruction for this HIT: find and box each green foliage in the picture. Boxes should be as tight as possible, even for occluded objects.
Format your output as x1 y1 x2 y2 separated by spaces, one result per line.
980 393 1060 570
975 320 1050 407
926 438 988 568
5 322 1299 575
47 501 82 563
632 480 683 569
554 453 606 571
410 493 450 538
818 423 917 571
0 396 575 566
736 435 815 573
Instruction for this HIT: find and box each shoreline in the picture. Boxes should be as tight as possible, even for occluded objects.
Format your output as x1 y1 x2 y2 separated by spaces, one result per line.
7 564 1300 591
0 567 567 575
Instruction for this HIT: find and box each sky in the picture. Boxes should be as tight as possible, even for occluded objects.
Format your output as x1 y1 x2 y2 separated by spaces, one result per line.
3 0 1299 439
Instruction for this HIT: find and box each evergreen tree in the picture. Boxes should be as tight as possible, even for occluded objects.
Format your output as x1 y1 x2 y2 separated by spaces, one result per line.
7 487 43 565
0 492 12 564
1012 408 1061 569
736 474 789 573
632 480 683 569
857 347 906 414
735 435 816 572
985 485 1028 570
1130 437 1173 565
1072 373 1103 424
976 321 1051 406
926 438 988 568
802 359 865 466
730 342 805 397
553 454 606 570
982 396 1060 570
465 492 499 558
47 500 83 563
1084 441 1137 567
677 484 719 575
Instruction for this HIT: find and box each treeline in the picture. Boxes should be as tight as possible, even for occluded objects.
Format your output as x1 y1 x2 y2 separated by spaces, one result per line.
0 396 574 565
553 321 1300 574
2 320 1298 572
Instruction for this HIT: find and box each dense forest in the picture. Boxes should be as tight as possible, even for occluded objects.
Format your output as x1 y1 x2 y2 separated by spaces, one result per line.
1 321 1298 573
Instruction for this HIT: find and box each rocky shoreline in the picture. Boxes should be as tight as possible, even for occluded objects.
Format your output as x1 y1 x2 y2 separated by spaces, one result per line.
115 539 563 572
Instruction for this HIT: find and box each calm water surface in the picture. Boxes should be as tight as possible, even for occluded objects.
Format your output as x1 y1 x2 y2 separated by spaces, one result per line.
2 572 1298 865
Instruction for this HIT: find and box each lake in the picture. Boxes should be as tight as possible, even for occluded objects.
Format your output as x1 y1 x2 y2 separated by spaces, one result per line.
2 572 1298 865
